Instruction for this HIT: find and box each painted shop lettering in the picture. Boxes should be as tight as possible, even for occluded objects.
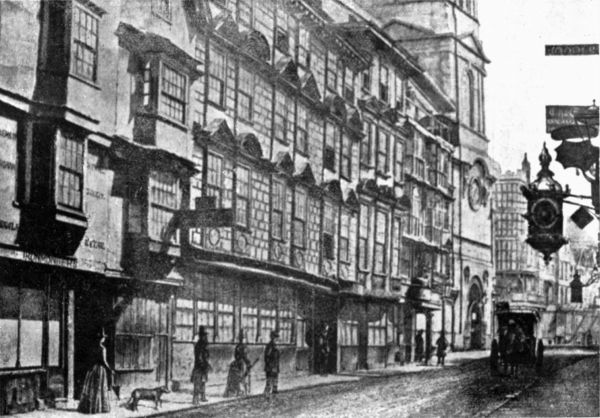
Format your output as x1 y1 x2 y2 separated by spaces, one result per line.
84 238 105 249
86 188 105 199
0 219 18 231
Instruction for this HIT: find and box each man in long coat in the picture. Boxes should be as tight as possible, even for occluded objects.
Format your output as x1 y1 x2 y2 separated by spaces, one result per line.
264 330 280 396
191 326 210 404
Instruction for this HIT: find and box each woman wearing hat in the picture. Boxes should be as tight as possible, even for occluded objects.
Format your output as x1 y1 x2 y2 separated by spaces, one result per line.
264 330 280 396
191 326 211 404
224 329 252 397
78 328 114 414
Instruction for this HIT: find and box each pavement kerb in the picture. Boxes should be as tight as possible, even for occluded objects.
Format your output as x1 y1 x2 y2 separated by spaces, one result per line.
143 355 490 417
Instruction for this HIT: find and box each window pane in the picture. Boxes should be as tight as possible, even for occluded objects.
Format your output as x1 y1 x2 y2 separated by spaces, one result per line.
20 288 44 367
160 64 187 123
72 6 98 81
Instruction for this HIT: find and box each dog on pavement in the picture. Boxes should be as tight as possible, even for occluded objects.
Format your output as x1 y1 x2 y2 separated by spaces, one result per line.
125 386 170 411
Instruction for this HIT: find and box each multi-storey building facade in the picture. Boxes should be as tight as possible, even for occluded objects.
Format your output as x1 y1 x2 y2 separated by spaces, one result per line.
492 156 600 349
360 0 501 349
0 0 459 412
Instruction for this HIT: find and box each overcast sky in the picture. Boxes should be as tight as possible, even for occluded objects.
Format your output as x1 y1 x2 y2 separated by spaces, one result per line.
479 0 600 243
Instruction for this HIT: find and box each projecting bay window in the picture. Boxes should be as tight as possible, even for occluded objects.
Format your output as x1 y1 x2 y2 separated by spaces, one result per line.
57 133 84 210
293 187 307 248
235 166 251 229
394 137 404 183
274 90 292 144
360 122 374 167
340 134 352 180
160 64 187 124
149 170 181 244
379 65 390 103
358 204 370 271
237 66 254 122
296 105 309 155
206 153 223 207
374 210 388 274
376 129 390 175
322 202 336 260
392 217 402 277
71 4 99 82
271 179 286 240
297 27 311 68
208 47 227 108
324 123 337 172
339 211 350 263
326 51 338 92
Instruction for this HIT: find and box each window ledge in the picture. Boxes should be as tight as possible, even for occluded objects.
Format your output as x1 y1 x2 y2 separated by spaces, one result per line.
207 101 226 111
114 367 155 373
274 137 291 147
340 174 352 182
69 73 101 91
136 111 189 133
234 225 252 235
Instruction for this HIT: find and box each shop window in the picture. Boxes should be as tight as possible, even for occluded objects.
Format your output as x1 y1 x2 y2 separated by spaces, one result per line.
368 310 387 346
374 210 388 274
57 133 84 210
296 316 307 348
340 320 358 346
208 47 227 107
279 288 295 344
322 202 336 260
271 179 286 240
340 134 352 179
241 284 259 343
216 281 235 343
71 4 99 82
339 211 350 263
296 104 309 155
149 170 181 244
260 286 278 343
237 66 254 122
293 187 307 248
324 123 337 171
358 204 370 271
175 298 194 341
236 166 251 228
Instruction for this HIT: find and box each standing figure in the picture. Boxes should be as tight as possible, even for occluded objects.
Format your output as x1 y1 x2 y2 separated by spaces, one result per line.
498 325 509 375
415 330 424 364
264 330 280 396
78 328 114 414
191 326 210 404
424 333 432 365
224 330 252 397
318 324 331 375
435 331 448 366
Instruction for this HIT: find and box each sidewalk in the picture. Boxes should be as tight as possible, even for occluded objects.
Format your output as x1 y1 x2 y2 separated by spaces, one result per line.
13 350 489 418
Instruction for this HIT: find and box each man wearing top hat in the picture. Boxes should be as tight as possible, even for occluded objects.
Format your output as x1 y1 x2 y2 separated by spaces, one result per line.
264 330 280 396
192 326 210 404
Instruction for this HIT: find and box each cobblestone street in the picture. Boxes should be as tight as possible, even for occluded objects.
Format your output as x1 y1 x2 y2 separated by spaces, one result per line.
166 350 597 418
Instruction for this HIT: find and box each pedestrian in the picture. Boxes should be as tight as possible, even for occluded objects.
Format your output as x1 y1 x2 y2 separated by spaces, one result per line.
435 331 448 366
78 328 114 414
318 323 331 375
224 329 252 397
415 330 424 364
424 334 432 366
264 330 280 396
191 326 211 404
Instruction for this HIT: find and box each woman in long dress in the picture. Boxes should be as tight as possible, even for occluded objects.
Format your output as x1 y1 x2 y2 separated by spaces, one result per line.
224 330 251 397
78 329 114 414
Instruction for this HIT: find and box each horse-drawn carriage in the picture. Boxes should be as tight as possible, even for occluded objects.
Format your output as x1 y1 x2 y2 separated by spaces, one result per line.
490 303 544 376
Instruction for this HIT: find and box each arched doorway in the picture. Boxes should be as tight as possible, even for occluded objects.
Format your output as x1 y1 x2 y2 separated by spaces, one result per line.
468 281 483 349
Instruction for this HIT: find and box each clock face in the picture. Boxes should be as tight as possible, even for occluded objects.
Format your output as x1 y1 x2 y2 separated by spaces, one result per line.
531 198 559 229
468 178 482 210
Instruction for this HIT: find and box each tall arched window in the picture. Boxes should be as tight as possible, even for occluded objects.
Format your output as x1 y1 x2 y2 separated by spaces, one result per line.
467 70 475 128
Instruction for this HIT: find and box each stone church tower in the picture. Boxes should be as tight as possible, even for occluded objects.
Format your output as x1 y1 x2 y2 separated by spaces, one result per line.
361 0 500 349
